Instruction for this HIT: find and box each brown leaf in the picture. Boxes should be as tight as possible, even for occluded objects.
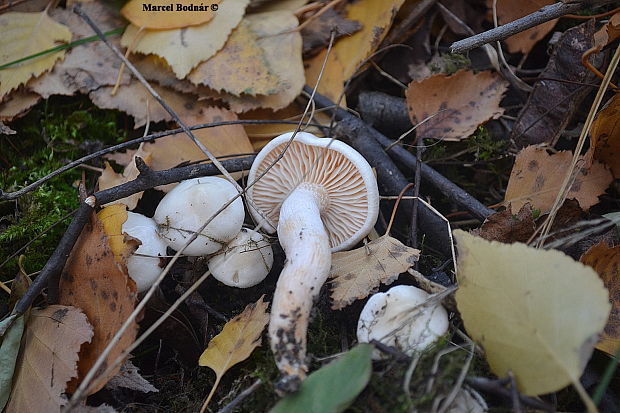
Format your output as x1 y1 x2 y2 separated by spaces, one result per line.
472 204 536 244
405 70 508 141
590 93 620 178
329 235 420 310
105 359 158 393
6 305 93 413
504 146 612 213
58 205 139 394
580 241 620 356
0 90 41 122
592 11 620 53
301 8 361 56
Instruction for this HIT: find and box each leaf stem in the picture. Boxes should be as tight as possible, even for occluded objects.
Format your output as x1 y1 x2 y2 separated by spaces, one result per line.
200 375 222 413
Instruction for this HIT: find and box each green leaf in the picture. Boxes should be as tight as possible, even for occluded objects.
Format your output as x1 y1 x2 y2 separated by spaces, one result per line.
269 344 373 413
0 315 25 410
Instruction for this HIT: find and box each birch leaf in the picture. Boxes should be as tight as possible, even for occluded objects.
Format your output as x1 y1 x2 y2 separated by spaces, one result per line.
329 235 420 310
454 230 610 396
121 0 220 30
199 296 269 408
0 11 71 99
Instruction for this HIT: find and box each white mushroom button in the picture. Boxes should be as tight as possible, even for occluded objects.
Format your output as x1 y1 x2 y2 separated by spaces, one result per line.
153 177 245 256
357 285 449 359
208 228 273 288
122 212 168 293
246 131 380 392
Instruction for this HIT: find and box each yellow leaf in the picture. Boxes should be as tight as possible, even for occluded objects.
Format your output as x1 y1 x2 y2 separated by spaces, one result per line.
330 235 420 310
454 230 610 399
304 48 346 106
121 0 250 79
332 0 406 80
121 0 220 30
188 19 281 96
198 296 269 409
0 11 71 99
590 93 620 178
98 204 136 263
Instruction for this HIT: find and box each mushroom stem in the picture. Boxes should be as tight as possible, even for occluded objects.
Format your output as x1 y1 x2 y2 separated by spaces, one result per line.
270 183 331 394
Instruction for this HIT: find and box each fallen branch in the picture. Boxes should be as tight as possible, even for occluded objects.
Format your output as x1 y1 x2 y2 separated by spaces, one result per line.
466 377 555 412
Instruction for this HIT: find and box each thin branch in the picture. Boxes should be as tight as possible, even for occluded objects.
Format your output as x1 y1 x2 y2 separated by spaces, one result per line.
216 379 263 413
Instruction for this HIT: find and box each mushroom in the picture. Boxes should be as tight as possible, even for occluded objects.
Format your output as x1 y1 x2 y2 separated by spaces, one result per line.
246 131 380 392
357 285 449 359
122 212 168 293
207 228 274 288
153 177 245 256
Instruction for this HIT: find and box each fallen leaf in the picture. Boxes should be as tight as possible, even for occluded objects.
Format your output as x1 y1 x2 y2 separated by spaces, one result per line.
29 3 131 98
188 19 282 96
454 230 610 396
121 0 219 30
304 48 346 106
0 315 24 411
489 0 556 54
0 11 71 99
591 11 620 54
221 11 304 112
504 146 612 212
590 93 620 178
199 296 269 408
0 90 40 122
254 0 308 12
301 8 361 56
105 359 158 393
121 0 250 78
332 0 406 80
471 204 535 244
8 256 31 310
98 143 152 210
329 235 420 310
510 21 600 147
580 241 620 356
58 206 139 394
6 306 93 413
269 344 373 413
0 121 16 135
405 70 508 141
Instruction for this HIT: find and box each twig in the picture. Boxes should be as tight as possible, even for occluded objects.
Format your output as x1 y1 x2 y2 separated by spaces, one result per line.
216 379 263 413
466 377 555 412
410 143 424 250
450 1 617 54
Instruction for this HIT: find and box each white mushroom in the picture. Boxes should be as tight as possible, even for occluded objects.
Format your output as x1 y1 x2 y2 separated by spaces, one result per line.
122 212 168 293
208 228 273 288
247 131 380 392
357 285 449 359
153 177 245 256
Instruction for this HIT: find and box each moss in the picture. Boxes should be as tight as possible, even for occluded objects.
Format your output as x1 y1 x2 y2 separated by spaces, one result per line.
469 126 507 161
428 53 471 75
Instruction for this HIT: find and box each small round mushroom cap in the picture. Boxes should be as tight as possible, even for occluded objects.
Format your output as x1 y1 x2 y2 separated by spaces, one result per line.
122 212 168 293
357 285 449 359
153 177 244 256
208 228 274 288
247 132 379 252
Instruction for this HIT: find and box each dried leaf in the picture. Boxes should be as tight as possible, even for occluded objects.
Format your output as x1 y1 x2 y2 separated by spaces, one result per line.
489 0 556 54
188 19 281 96
121 0 219 30
591 11 620 53
301 8 361 56
405 70 508 141
304 48 346 106
0 90 40 122
590 93 620 178
329 235 420 310
0 315 24 411
105 359 158 393
29 3 131 98
454 230 610 396
0 11 71 99
6 306 93 413
504 146 612 213
0 121 16 135
58 206 139 394
580 241 620 356
332 0 406 80
121 0 250 78
471 204 535 244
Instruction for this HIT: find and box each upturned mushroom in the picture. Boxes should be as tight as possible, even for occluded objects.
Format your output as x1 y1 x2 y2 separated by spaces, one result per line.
246 131 380 392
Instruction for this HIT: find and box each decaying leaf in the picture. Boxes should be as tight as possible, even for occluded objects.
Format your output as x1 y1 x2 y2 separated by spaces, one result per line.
0 121 16 135
329 235 420 310
105 359 158 393
58 205 139 394
0 90 41 121
0 315 24 411
590 93 620 178
580 241 620 356
590 12 620 55
405 70 508 141
188 19 282 96
332 0 406 80
121 0 250 78
269 344 373 413
504 146 612 213
98 143 152 210
0 11 71 99
454 230 610 396
489 0 556 54
199 296 269 409
471 204 535 244
6 306 93 413
29 3 131 98
301 8 361 56
121 0 219 30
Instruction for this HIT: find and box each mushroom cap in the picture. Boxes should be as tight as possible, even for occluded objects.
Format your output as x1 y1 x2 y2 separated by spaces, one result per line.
208 228 274 288
122 212 168 293
246 132 379 252
357 285 449 359
153 177 245 256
